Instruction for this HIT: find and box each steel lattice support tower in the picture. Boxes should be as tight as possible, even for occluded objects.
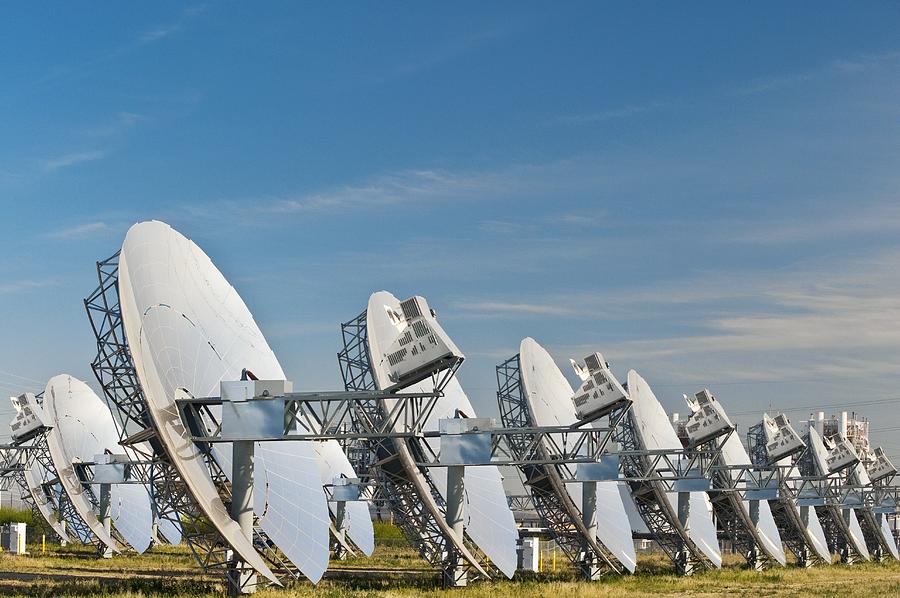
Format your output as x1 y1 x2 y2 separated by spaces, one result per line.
746 423 824 567
338 310 496 583
84 251 303 592
495 354 624 576
612 406 714 574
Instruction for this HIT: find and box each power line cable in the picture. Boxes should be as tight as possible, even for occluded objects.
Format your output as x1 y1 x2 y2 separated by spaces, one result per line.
730 396 900 417
0 369 44 386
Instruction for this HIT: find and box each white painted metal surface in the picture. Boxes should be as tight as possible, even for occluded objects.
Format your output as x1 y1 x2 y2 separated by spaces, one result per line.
366 290 501 578
23 460 72 543
719 428 786 565
684 393 785 565
119 220 335 583
626 370 722 567
8 395 73 543
46 375 154 552
880 516 899 560
761 415 831 562
43 375 124 553
806 427 870 560
314 441 375 557
519 338 637 573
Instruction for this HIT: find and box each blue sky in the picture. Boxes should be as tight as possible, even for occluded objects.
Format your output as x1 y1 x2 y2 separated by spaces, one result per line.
1 2 900 458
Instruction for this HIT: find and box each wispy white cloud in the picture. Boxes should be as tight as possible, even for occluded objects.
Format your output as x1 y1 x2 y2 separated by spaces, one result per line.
556 101 667 125
555 212 598 227
140 4 208 44
735 50 900 96
452 301 576 317
724 199 900 244
392 24 519 78
478 220 534 235
42 221 110 241
81 111 144 137
42 150 107 171
479 247 900 388
477 212 600 235
0 279 53 294
200 156 615 220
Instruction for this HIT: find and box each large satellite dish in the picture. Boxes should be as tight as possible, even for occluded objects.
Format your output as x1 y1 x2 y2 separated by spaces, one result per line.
683 391 786 567
517 337 636 573
805 425 870 560
620 370 722 570
847 448 898 560
363 290 516 578
108 220 370 585
43 374 155 553
753 413 831 565
8 393 87 544
42 375 125 553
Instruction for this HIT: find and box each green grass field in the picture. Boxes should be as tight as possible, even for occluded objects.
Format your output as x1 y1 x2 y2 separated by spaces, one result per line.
1 525 898 598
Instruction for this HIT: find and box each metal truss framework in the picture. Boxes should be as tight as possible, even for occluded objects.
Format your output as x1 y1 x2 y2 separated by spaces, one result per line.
705 480 770 569
701 430 782 570
495 354 624 576
506 494 537 513
495 356 786 575
29 433 97 546
795 442 864 564
337 309 497 584
182 350 814 576
0 445 27 478
84 251 303 593
746 423 827 567
612 401 717 575
180 390 444 443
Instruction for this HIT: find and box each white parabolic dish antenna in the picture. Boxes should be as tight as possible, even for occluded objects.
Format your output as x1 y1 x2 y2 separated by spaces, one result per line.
9 394 74 543
807 426 870 560
851 458 899 560
687 394 786 566
760 414 831 563
626 370 722 568
518 337 637 572
118 220 370 583
43 374 155 553
23 458 72 542
366 290 514 577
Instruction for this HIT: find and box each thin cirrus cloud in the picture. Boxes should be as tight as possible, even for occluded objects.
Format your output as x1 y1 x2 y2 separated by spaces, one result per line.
734 50 900 96
42 150 107 171
451 301 576 318
139 4 208 44
42 221 110 241
0 279 53 295
490 246 900 389
554 50 900 126
555 101 668 125
199 158 612 221
723 200 900 245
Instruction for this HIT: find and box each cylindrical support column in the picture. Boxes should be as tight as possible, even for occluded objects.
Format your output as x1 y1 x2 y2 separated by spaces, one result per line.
676 491 694 576
581 481 601 580
798 505 812 568
57 509 68 547
228 440 257 595
840 508 853 564
444 465 467 587
873 512 884 562
98 483 114 558
334 500 348 560
748 499 762 571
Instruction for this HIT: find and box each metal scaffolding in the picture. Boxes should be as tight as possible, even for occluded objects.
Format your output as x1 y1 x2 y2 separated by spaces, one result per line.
84 251 302 593
337 309 496 585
